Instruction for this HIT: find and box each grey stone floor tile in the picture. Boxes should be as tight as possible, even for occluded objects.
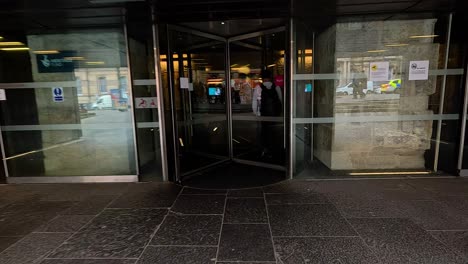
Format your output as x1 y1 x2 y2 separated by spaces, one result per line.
49 230 153 259
108 184 181 208
217 262 275 264
36 215 95 233
171 195 225 214
268 204 356 236
224 198 267 223
0 236 22 253
274 237 379 264
263 180 316 193
81 209 167 233
61 195 117 215
217 224 275 262
0 232 72 264
0 201 73 236
227 188 264 197
349 218 464 264
41 259 136 264
315 180 419 200
406 179 468 195
151 214 222 245
404 200 468 230
181 188 227 195
137 246 217 264
430 231 468 260
39 184 130 201
331 198 411 218
434 196 468 216
265 193 329 205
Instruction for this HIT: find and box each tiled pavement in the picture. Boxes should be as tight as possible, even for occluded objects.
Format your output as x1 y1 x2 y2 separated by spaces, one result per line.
0 178 468 263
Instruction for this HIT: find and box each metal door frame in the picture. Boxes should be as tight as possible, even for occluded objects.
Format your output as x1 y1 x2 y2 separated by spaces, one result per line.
165 24 288 182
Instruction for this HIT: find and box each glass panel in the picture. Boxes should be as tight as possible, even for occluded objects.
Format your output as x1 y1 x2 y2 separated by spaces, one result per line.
0 29 136 177
292 14 462 177
230 31 286 166
168 29 229 175
127 7 163 181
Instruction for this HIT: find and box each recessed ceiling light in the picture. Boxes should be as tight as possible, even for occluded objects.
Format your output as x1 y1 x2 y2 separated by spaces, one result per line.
0 47 30 51
367 49 387 53
0 42 24 46
33 50 60 54
409 35 439 39
86 61 105 65
385 43 409 47
221 21 225 25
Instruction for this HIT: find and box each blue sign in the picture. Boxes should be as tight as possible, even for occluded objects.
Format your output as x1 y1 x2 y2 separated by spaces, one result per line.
52 87 64 102
37 51 76 73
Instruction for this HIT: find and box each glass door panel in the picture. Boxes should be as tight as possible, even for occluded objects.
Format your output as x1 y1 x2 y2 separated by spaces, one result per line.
168 27 229 177
229 30 286 167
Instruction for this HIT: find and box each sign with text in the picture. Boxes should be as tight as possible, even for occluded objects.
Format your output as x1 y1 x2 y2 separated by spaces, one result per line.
52 87 64 102
135 97 158 109
369 61 389 81
37 51 76 73
409 60 429 80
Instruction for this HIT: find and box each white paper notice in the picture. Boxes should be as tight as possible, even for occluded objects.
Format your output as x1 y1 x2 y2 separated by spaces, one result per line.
0 89 6 101
369 61 389 81
409 60 429 80
180 77 189 89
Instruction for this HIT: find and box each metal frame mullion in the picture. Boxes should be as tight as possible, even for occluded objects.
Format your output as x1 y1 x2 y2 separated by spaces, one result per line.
434 13 453 173
151 7 169 181
123 9 140 176
166 24 182 182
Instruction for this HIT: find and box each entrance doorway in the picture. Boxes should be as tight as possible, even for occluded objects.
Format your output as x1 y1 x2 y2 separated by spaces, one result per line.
164 21 287 185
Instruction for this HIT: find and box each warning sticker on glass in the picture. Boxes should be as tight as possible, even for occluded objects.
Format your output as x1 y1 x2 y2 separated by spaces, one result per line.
409 60 429 80
369 61 389 81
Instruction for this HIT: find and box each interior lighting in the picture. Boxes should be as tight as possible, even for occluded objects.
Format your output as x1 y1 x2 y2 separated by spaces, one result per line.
0 36 3 40
33 50 60 54
64 56 85 60
349 171 430 176
267 64 276 68
179 138 184 147
213 127 218 132
86 61 105 65
385 43 409 47
0 42 24 46
221 21 225 25
0 47 30 51
367 49 387 53
305 49 312 54
409 35 439 39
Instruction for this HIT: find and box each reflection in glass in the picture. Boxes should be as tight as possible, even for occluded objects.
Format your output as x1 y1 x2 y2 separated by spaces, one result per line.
0 30 136 177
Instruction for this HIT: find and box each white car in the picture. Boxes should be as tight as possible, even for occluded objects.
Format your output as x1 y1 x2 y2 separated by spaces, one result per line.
336 82 369 95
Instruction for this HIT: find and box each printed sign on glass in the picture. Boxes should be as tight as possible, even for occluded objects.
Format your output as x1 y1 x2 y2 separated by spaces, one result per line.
369 61 389 81
409 60 429 81
135 97 158 109
37 51 76 73
52 87 64 102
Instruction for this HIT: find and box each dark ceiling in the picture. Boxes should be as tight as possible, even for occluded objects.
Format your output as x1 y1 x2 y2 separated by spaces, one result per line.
0 0 463 32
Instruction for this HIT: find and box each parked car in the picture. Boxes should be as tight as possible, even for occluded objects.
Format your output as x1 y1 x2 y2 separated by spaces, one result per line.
336 82 369 95
381 79 401 93
92 95 113 110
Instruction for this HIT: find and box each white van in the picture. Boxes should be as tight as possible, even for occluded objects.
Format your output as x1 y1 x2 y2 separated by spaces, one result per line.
92 95 113 110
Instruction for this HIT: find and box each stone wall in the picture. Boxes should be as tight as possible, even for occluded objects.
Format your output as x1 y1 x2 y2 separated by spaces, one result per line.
313 25 336 168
